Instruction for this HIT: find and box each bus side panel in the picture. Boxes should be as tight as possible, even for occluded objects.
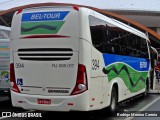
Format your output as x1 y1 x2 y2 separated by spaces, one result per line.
90 47 106 110
102 54 149 102
78 39 91 111
79 8 93 110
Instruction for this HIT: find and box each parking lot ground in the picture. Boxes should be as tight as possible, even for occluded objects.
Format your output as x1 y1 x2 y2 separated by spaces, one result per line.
0 94 159 120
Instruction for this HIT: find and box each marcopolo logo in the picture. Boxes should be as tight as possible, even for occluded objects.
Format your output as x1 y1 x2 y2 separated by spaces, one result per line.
48 89 69 93
21 11 69 35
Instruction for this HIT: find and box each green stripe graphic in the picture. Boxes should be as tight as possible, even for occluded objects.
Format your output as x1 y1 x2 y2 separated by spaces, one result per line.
103 63 148 92
21 21 64 35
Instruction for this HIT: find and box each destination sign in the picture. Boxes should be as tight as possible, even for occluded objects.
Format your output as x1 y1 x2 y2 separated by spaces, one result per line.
22 11 69 22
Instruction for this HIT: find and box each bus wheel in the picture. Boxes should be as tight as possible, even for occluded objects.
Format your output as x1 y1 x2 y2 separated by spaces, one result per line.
142 89 147 98
109 87 118 112
143 79 149 97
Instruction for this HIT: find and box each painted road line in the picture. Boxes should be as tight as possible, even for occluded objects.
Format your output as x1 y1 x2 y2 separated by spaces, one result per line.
124 96 160 120
0 116 8 120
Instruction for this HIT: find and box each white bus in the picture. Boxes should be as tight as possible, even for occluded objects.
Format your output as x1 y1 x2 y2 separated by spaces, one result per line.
10 6 151 111
0 25 10 96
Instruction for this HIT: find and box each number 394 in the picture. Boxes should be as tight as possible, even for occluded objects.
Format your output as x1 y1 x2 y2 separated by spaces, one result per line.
92 59 99 70
15 63 24 68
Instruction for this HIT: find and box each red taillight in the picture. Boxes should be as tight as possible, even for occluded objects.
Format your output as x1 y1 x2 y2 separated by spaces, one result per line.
73 6 79 11
71 64 88 95
16 9 23 14
10 63 20 93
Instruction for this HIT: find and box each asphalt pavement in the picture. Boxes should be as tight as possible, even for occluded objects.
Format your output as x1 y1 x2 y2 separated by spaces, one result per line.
0 94 159 120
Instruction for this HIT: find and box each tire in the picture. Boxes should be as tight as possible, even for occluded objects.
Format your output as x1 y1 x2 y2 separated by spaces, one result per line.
109 87 118 112
143 81 148 97
142 90 147 98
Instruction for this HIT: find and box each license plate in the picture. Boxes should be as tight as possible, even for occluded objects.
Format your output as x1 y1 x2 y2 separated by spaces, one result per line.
37 99 51 105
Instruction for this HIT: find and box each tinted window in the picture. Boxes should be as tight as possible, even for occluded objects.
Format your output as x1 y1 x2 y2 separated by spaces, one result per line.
89 16 149 58
0 30 10 39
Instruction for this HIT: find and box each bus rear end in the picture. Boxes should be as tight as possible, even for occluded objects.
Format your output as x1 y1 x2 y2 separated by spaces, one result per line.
10 6 89 111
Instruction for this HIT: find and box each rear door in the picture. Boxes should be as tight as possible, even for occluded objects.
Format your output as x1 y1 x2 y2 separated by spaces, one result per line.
11 6 80 96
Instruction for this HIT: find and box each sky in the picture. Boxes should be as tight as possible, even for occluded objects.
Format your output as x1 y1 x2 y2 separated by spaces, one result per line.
0 0 12 3
0 0 160 12
0 0 109 11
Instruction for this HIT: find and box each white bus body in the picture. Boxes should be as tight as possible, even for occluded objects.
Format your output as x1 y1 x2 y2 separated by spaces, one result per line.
10 6 150 111
0 26 10 96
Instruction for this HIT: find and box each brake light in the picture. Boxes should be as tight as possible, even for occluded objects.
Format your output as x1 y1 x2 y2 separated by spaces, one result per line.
10 63 20 93
71 64 88 95
73 6 79 11
16 9 23 14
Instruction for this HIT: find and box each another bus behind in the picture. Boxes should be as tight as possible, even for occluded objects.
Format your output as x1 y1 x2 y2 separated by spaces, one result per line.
0 25 10 96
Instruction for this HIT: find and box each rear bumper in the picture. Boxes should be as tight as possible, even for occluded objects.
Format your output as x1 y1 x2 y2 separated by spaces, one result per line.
11 91 89 111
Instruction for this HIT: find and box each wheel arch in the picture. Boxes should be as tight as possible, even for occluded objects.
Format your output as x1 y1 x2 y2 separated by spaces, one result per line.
112 83 119 102
108 82 119 111
110 81 119 102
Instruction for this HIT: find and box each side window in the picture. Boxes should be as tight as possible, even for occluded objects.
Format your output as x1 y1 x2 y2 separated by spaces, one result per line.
89 16 149 59
104 24 132 56
138 37 149 58
89 16 106 53
0 30 10 39
89 16 120 54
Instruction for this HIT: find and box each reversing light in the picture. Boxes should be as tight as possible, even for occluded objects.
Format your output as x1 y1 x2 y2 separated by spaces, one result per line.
78 84 86 90
71 64 88 95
